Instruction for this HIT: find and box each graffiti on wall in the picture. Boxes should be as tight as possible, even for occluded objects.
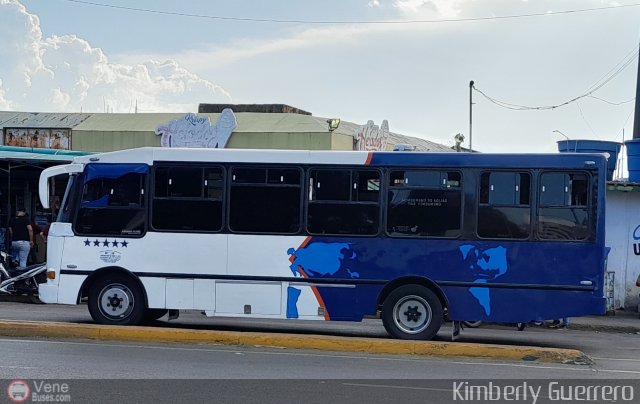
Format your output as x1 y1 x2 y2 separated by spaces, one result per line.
632 224 640 255
354 120 389 151
3 128 71 149
154 109 237 148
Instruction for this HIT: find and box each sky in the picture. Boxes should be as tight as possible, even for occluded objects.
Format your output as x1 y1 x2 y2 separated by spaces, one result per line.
0 0 638 153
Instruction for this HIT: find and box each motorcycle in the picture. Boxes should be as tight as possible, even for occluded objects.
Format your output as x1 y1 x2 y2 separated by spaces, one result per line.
0 251 46 299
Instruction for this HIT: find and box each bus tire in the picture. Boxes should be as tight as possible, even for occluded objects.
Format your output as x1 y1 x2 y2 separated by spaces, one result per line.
382 284 443 340
88 273 145 326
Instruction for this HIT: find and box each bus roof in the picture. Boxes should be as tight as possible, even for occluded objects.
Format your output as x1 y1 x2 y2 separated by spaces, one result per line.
71 147 608 170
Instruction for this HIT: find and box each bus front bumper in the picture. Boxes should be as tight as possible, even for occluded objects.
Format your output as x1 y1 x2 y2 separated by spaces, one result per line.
38 283 58 304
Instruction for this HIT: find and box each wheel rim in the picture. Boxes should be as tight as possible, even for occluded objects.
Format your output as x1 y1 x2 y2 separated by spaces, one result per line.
98 283 134 320
392 294 432 334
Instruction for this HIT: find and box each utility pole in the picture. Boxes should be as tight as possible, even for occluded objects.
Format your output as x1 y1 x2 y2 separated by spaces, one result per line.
469 80 474 151
633 42 640 139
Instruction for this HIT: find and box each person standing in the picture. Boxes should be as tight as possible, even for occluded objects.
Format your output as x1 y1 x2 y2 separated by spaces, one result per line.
8 207 34 268
41 215 52 240
27 213 41 265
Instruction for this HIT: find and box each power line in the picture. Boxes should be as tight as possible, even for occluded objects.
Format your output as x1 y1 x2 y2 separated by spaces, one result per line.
588 95 635 105
576 100 596 136
60 0 640 24
583 45 640 94
473 49 639 111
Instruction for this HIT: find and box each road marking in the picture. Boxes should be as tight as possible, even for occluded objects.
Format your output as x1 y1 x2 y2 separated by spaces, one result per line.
343 383 451 392
0 366 38 369
450 360 640 376
449 360 594 372
595 369 640 375
592 357 640 362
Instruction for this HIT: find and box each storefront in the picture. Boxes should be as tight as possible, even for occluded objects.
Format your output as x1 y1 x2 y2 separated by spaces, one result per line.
0 146 92 251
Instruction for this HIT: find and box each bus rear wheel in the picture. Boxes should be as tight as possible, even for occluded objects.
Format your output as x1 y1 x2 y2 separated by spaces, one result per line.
382 285 443 340
88 274 145 325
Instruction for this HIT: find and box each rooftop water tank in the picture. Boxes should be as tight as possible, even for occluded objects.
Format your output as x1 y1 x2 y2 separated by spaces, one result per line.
557 140 621 181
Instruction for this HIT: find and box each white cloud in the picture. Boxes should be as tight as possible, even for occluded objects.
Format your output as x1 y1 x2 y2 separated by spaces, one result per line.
392 0 467 18
0 0 231 113
115 19 440 73
0 80 12 110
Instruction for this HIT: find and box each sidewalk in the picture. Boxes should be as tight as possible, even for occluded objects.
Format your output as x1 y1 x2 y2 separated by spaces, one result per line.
552 309 640 334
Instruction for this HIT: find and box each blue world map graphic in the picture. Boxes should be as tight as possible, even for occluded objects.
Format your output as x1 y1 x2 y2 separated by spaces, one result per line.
285 242 359 318
459 245 508 316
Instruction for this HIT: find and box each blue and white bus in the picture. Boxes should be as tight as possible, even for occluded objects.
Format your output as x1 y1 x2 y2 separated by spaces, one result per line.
38 147 608 340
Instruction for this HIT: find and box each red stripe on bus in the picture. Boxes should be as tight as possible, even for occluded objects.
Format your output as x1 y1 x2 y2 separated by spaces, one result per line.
289 236 330 320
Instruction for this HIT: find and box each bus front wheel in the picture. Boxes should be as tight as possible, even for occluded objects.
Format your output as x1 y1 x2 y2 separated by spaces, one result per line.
88 274 145 326
382 285 443 340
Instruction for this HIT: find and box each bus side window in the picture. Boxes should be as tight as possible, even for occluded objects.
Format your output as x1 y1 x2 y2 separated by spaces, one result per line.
538 172 590 241
228 166 301 234
386 170 462 238
152 166 224 232
477 171 531 239
307 169 380 236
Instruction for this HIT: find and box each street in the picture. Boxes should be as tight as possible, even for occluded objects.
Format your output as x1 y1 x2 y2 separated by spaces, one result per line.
1 301 639 378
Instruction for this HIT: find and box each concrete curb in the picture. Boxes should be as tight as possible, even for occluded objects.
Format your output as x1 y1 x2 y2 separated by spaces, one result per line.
568 323 640 334
0 320 592 365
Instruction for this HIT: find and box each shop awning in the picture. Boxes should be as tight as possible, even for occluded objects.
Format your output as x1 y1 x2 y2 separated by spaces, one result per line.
0 146 92 163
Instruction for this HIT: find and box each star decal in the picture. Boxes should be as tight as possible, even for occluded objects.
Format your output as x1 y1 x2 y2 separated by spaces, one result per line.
86 239 130 248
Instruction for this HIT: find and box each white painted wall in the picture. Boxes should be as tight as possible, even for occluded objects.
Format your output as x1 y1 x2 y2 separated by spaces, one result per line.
605 189 640 311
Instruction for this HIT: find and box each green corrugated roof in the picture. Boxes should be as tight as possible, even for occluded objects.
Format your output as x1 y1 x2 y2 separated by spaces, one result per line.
73 113 186 132
72 112 329 133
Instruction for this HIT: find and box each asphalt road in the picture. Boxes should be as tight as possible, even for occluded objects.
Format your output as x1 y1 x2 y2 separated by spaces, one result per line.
2 300 640 403
0 336 638 379
2 335 640 404
1 301 640 378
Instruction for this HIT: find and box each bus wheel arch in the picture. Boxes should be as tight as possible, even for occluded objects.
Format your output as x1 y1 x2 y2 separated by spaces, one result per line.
378 278 447 340
81 267 148 326
377 277 448 313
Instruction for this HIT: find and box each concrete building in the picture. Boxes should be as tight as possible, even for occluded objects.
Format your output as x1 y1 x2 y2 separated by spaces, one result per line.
1 105 454 153
606 183 640 311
